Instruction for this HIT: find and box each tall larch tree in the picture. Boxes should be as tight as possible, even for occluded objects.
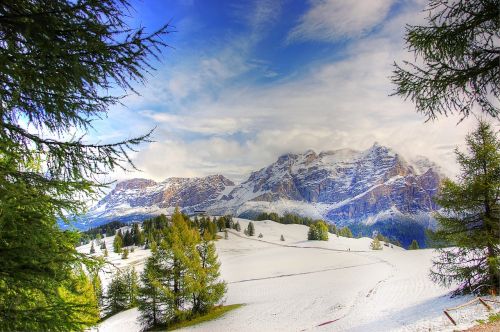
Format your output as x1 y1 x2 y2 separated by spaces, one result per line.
431 121 499 294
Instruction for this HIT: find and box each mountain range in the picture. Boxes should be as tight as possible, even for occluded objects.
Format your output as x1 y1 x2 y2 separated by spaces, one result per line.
79 143 444 246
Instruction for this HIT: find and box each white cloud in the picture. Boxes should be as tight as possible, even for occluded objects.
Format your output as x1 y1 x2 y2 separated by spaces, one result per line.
287 0 395 43
100 0 491 185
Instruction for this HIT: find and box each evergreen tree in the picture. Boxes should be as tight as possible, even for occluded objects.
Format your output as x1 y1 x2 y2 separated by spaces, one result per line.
133 223 145 246
138 246 166 329
104 249 109 257
90 241 96 254
409 240 420 250
308 221 329 241
105 271 129 315
192 234 227 315
431 121 500 294
123 267 139 308
224 230 228 240
100 241 107 250
216 217 226 232
0 0 170 328
339 227 353 238
392 0 500 120
122 248 129 259
247 222 255 236
114 231 123 253
280 234 285 241
258 233 263 238
371 238 383 250
106 225 113 237
235 221 241 232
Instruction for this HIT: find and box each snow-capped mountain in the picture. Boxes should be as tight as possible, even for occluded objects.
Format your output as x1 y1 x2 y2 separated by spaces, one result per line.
80 143 443 236
80 175 235 228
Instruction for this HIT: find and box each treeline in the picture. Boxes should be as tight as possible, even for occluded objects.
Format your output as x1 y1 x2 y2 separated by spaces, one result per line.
80 221 127 245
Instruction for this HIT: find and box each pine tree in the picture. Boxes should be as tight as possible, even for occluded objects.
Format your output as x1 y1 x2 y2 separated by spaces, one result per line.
431 121 500 294
100 241 107 250
216 217 226 232
104 249 109 257
133 223 145 246
224 230 228 240
409 240 420 250
90 241 96 254
122 248 129 259
247 222 255 236
392 0 500 120
258 233 263 238
280 234 285 241
235 221 241 232
371 238 383 250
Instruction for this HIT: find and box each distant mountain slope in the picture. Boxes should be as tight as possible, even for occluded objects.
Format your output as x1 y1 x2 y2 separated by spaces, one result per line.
79 143 443 243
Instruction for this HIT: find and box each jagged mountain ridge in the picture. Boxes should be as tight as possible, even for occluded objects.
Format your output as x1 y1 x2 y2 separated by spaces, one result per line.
82 143 443 232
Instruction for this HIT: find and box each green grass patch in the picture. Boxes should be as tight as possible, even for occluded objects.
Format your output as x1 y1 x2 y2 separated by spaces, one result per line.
476 312 500 325
166 304 244 331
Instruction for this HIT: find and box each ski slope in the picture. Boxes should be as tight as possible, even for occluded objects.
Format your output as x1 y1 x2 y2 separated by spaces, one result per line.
83 219 499 331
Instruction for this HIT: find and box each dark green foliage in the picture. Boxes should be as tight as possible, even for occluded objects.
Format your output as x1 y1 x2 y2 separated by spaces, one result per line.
216 217 226 232
132 223 145 246
234 221 241 232
100 241 107 250
392 0 500 120
431 121 500 294
90 241 96 254
308 221 329 241
247 222 255 236
409 240 420 250
255 212 316 226
349 219 427 248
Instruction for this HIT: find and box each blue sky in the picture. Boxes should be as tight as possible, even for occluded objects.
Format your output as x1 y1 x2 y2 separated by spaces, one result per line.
92 0 478 183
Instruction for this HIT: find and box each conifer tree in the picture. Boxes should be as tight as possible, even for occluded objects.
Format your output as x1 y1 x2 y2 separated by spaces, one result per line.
409 240 420 250
308 221 328 241
247 222 255 236
138 245 166 329
224 230 228 240
105 271 129 315
114 231 123 253
371 238 383 250
90 241 96 254
100 240 107 250
104 249 109 257
122 248 129 259
123 267 139 308
431 121 500 294
281 234 285 241
192 234 227 315
235 221 241 232
392 0 500 120
0 0 170 328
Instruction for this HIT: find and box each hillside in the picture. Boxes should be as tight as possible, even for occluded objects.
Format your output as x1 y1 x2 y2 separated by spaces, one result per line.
83 219 498 331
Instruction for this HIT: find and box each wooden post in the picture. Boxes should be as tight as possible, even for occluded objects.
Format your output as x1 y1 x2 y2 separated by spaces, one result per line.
443 311 457 326
478 297 492 311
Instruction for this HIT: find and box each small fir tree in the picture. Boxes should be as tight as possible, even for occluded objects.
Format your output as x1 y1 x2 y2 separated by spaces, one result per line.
224 230 228 240
247 222 255 236
235 221 241 232
90 241 95 254
371 238 383 250
122 248 129 259
409 240 420 250
114 232 123 253
280 235 285 241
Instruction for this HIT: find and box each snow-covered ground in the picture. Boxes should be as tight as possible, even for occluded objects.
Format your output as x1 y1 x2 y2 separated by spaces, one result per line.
80 219 499 332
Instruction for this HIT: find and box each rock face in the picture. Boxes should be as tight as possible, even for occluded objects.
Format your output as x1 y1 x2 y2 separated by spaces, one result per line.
81 143 443 231
211 143 442 227
83 175 235 227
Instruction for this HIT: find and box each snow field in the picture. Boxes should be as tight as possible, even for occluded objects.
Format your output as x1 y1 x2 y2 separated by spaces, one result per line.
85 220 498 331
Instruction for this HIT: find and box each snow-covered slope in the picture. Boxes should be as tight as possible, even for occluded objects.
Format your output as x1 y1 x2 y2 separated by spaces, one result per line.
89 219 499 332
